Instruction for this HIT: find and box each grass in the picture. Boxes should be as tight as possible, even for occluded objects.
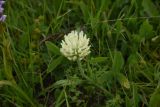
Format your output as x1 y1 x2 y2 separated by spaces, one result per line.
0 0 160 107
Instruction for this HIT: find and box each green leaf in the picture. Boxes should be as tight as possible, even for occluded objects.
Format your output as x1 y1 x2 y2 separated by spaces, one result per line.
139 20 153 39
115 21 123 33
90 57 108 63
142 0 159 16
125 96 132 107
47 56 64 73
53 79 83 88
133 85 139 107
79 1 90 22
45 41 61 56
149 87 160 107
127 53 139 65
0 80 36 107
98 71 114 86
117 73 130 89
42 78 84 95
112 51 124 73
55 89 65 107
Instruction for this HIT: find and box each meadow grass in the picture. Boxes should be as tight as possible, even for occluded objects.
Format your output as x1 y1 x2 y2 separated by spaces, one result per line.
0 0 160 107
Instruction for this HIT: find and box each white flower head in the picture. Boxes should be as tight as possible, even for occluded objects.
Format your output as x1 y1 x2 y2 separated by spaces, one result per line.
60 30 90 61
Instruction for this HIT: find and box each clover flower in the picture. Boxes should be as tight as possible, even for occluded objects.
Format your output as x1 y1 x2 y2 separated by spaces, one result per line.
0 0 6 22
60 30 90 61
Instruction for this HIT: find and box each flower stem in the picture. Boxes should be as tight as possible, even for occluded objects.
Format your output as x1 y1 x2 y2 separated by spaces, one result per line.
77 60 113 97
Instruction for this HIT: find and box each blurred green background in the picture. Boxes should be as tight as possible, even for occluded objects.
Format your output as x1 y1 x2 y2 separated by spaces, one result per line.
0 0 160 107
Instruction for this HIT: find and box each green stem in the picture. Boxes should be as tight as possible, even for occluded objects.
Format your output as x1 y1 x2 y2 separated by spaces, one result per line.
77 60 113 97
1 34 16 84
2 49 15 83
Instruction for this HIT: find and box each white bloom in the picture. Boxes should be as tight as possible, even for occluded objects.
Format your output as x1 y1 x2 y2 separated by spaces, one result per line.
60 30 90 61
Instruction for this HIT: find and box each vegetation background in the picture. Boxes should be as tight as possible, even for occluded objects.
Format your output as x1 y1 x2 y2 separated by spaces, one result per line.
0 0 160 107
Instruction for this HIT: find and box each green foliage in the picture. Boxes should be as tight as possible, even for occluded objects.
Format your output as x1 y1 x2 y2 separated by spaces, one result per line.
45 41 61 56
0 0 159 107
117 73 130 89
0 80 37 106
112 51 124 73
139 20 153 40
142 0 159 16
47 56 64 73
149 86 160 107
45 41 64 73
90 57 108 63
